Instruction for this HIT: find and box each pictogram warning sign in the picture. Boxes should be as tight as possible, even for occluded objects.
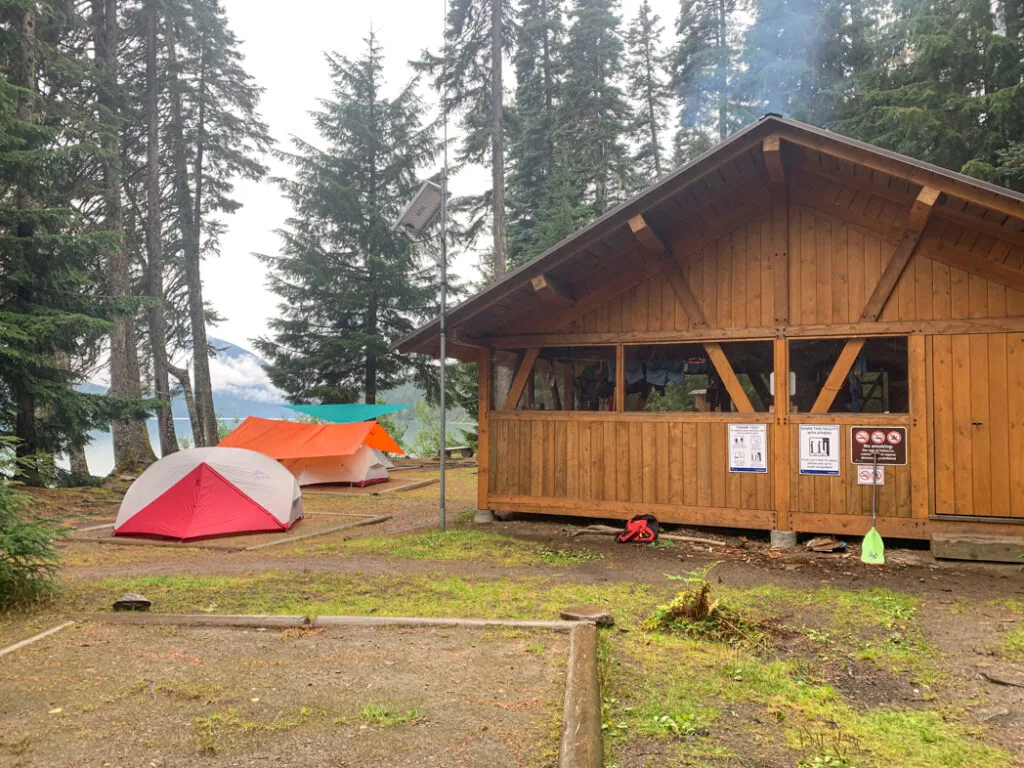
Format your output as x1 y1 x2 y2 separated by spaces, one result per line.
850 427 907 465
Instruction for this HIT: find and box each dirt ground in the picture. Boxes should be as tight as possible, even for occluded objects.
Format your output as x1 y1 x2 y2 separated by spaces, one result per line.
0 622 566 768
8 465 1024 767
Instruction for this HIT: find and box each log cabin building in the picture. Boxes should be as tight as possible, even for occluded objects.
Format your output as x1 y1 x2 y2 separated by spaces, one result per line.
397 115 1024 544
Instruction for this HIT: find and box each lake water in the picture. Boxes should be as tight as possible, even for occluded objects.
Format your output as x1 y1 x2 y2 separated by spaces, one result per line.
67 417 476 477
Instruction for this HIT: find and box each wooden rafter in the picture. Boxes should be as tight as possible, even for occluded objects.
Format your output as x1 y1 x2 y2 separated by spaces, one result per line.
763 135 786 186
933 204 1024 251
503 347 540 411
919 240 1024 294
859 185 940 322
810 339 866 414
629 214 668 253
780 131 1024 222
530 273 575 307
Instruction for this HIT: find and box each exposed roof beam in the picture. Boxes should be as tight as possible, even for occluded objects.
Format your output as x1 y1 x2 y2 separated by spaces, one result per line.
780 133 1024 223
933 204 1024 251
859 185 940 322
530 273 576 307
919 239 1024 294
763 135 786 186
629 214 668 253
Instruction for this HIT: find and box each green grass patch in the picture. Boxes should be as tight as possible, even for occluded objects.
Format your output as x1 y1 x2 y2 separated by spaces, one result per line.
282 530 603 568
358 703 422 727
66 571 663 624
602 629 1012 768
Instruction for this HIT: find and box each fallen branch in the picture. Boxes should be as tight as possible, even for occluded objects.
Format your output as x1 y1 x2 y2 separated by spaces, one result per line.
568 524 729 547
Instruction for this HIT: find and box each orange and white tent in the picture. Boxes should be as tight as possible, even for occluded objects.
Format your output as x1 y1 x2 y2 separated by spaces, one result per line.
219 416 404 486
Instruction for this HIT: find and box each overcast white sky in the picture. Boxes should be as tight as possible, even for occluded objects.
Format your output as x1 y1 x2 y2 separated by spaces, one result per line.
208 0 677 349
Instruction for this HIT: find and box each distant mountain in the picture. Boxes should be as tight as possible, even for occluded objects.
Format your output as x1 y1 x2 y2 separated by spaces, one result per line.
79 337 445 422
80 338 292 420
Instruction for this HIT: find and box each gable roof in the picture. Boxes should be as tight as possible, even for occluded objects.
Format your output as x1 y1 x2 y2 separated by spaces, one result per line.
396 114 1024 356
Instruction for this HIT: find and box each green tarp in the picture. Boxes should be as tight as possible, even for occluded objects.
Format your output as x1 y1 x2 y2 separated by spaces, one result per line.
284 403 411 424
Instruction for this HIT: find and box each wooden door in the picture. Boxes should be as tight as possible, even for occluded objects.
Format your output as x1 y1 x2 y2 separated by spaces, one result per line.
930 333 1024 518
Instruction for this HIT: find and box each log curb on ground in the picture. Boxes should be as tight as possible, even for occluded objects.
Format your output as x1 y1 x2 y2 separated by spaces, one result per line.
0 621 77 658
559 623 603 768
46 612 606 765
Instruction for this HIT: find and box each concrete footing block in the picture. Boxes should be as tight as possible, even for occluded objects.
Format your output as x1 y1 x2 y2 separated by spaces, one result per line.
474 509 495 524
770 529 799 548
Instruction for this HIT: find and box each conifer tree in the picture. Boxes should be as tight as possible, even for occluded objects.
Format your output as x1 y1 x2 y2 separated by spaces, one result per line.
557 0 634 216
0 0 149 483
256 35 441 405
506 0 565 267
836 0 1024 185
416 0 516 280
624 0 670 183
671 0 741 160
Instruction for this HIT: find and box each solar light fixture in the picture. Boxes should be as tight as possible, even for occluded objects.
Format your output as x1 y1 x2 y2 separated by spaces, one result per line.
393 181 443 242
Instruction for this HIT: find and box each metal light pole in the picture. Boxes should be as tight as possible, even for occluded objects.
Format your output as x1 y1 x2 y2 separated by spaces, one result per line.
392 0 451 533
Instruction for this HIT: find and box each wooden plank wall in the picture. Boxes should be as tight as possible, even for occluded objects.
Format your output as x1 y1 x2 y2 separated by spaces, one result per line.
788 417 914 518
930 332 1024 518
564 189 1024 337
488 413 774 512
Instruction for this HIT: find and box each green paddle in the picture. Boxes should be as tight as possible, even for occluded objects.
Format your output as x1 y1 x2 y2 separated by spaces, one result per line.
861 455 885 565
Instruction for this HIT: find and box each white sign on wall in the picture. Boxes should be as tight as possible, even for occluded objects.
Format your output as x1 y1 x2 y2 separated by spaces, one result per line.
728 424 768 473
799 424 841 476
857 465 885 485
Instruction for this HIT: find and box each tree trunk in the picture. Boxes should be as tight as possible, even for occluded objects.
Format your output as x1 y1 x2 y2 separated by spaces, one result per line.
188 31 218 445
94 0 155 472
168 363 201 448
716 0 727 141
490 0 507 280
68 444 90 476
165 17 216 445
143 0 177 457
11 7 43 485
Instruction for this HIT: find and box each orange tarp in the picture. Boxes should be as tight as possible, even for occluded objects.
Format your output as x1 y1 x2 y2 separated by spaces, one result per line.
219 416 404 459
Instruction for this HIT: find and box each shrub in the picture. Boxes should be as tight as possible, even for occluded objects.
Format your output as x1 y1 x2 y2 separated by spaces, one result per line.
0 439 67 610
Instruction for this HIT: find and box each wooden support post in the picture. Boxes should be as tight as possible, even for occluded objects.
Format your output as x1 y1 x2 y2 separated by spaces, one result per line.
504 347 540 411
615 344 625 412
763 135 786 187
704 343 755 413
908 334 930 519
531 273 575 307
859 185 939 322
773 338 791 531
477 348 491 510
810 339 866 414
628 213 754 414
771 191 790 325
564 365 575 411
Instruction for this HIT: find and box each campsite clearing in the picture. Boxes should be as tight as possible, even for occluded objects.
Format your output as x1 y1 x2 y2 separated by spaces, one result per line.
5 466 1024 767
0 621 566 767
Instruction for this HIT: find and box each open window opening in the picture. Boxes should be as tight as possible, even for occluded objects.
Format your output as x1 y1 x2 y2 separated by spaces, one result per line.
623 341 773 413
789 336 909 414
491 347 616 411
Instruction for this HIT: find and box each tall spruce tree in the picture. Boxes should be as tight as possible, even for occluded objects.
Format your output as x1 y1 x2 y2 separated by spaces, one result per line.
159 0 270 445
557 0 634 217
837 0 1024 183
256 35 441 405
671 0 742 160
416 0 516 280
506 0 565 268
624 0 671 184
0 0 148 484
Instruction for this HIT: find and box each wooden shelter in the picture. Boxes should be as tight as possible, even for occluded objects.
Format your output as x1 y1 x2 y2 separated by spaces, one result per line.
397 115 1024 542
